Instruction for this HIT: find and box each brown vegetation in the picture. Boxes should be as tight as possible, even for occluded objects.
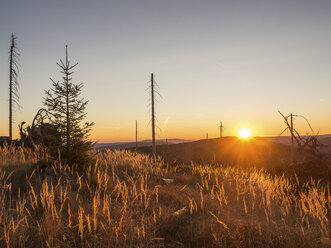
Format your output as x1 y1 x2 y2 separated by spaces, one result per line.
0 144 330 247
134 137 331 181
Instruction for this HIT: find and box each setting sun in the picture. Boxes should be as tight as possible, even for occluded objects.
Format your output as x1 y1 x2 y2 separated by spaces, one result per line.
239 128 252 138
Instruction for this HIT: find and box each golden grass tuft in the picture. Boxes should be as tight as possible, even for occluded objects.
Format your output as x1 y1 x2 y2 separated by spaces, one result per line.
0 144 330 247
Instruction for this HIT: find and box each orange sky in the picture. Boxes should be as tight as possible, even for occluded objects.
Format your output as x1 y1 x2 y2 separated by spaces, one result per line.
1 1 330 142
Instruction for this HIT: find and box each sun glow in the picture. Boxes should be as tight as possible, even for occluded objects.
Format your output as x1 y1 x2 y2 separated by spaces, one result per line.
239 128 252 139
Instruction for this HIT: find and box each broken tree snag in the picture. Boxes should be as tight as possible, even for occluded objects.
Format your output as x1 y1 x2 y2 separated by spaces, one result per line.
20 108 59 150
9 34 21 140
278 111 325 163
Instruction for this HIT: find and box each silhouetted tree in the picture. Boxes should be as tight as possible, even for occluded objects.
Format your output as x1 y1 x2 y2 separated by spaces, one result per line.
9 34 20 140
148 73 162 156
43 45 94 166
278 111 325 161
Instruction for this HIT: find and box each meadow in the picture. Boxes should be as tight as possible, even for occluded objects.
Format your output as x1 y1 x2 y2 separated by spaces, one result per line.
0 144 330 247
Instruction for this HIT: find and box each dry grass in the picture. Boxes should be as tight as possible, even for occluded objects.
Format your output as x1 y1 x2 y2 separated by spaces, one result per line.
0 144 39 166
0 144 330 247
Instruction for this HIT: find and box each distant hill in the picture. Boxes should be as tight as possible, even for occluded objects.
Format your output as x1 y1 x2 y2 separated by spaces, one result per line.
96 134 331 151
96 135 331 169
267 134 331 147
95 139 191 150
319 136 331 146
132 136 292 168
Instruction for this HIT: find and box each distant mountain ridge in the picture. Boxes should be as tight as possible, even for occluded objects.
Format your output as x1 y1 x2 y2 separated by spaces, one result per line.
132 136 291 167
94 139 192 150
267 134 331 146
95 134 331 151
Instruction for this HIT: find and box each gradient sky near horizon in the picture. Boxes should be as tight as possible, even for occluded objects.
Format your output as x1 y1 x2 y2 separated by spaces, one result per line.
0 0 330 142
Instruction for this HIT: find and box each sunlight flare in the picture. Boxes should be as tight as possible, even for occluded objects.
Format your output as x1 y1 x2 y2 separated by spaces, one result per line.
238 128 252 139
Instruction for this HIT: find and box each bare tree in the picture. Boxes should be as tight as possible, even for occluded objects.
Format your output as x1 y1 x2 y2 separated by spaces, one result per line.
147 73 162 155
278 111 325 161
135 120 138 149
220 121 223 138
9 34 20 140
151 73 156 155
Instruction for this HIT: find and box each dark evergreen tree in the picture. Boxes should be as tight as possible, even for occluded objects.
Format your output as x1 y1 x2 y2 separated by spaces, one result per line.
43 45 94 166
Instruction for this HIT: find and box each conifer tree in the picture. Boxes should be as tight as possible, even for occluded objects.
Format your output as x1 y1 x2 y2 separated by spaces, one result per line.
43 45 93 166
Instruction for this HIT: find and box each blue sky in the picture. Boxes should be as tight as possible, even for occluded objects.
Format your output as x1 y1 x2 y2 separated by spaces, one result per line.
0 0 330 141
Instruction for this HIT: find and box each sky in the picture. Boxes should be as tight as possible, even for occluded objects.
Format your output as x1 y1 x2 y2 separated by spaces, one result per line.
0 0 330 142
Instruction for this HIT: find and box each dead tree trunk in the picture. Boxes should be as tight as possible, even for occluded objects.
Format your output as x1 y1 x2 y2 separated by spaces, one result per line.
9 36 14 140
9 34 20 141
135 120 138 149
220 121 223 138
290 113 294 164
151 73 156 155
278 111 325 163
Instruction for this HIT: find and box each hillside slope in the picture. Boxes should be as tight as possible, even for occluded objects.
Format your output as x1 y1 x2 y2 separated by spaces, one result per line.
0 146 329 247
135 137 291 166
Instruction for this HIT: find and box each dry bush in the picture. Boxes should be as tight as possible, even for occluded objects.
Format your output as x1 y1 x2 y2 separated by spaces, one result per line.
0 145 330 247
